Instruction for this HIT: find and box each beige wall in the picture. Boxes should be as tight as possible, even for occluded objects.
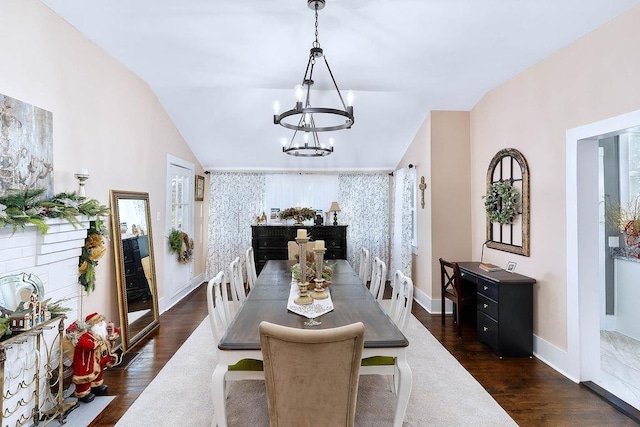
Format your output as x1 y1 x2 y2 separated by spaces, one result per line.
398 111 471 301
471 5 640 350
0 1 207 324
399 6 640 353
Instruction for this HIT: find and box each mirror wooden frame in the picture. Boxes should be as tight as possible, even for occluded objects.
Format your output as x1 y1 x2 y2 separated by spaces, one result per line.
109 190 160 353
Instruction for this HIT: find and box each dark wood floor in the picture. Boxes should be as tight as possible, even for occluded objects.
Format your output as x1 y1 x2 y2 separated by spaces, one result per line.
89 283 638 426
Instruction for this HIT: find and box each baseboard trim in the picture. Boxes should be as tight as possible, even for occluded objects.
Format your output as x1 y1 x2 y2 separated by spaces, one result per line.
581 381 640 423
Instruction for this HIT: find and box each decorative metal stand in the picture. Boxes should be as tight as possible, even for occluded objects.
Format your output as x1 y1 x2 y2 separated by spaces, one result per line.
0 316 68 427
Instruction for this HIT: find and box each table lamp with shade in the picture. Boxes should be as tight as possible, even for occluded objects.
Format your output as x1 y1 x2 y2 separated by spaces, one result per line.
329 201 341 226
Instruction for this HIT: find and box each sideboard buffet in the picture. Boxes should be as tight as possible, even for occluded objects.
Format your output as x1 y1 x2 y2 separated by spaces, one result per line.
251 225 347 274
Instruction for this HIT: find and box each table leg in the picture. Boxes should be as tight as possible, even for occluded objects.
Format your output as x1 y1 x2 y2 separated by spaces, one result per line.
212 364 228 427
393 353 413 427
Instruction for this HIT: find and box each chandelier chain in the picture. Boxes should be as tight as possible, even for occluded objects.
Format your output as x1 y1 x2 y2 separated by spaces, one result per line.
314 4 319 47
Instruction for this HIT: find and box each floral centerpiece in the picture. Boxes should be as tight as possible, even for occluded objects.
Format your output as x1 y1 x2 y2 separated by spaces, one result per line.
291 261 334 285
279 207 315 226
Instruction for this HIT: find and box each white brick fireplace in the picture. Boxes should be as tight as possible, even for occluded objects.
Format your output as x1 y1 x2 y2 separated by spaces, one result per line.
0 217 90 425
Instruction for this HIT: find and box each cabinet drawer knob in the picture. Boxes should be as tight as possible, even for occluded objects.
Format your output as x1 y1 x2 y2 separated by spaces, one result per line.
483 326 488 332
483 303 488 309
483 285 488 291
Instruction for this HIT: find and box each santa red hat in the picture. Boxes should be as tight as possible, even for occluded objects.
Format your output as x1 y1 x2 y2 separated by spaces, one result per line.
85 312 105 325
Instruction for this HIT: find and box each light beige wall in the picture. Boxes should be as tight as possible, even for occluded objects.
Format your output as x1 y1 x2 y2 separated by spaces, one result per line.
431 111 472 295
470 5 640 350
397 111 471 300
0 1 206 324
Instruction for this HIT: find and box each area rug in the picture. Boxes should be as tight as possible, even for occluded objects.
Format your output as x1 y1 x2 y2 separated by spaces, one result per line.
116 314 516 426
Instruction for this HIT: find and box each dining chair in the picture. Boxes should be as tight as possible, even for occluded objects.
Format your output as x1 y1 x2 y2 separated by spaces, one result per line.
387 271 414 333
369 256 387 302
259 321 365 427
206 271 263 399
361 270 414 394
245 247 257 292
228 257 246 315
439 257 466 338
358 247 370 284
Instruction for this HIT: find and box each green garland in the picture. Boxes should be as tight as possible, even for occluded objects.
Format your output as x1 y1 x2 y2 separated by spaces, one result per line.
0 188 110 294
78 218 108 294
0 188 110 234
483 181 519 225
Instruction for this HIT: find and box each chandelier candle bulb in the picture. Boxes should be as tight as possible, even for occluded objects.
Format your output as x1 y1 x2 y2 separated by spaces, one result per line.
315 240 325 251
297 229 307 240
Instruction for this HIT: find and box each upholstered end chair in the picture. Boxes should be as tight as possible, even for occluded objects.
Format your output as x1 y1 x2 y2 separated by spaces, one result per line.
259 321 365 427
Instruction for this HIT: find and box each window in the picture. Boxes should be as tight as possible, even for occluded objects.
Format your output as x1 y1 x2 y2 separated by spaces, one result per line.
409 167 418 253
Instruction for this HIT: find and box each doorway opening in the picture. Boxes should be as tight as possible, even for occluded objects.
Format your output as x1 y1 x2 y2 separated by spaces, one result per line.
566 110 640 419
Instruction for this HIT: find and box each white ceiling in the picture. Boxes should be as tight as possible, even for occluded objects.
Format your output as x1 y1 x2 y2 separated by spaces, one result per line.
41 0 640 172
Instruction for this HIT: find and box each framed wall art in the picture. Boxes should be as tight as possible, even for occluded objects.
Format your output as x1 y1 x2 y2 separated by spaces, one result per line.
194 175 205 201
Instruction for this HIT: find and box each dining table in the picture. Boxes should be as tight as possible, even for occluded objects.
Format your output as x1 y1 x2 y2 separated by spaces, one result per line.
211 259 413 427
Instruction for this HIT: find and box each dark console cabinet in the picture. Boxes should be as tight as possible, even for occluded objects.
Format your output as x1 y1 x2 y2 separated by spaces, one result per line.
122 236 152 303
252 225 347 274
458 262 535 357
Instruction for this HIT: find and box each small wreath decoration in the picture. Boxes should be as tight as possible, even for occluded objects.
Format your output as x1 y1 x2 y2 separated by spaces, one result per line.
168 228 194 264
483 181 519 225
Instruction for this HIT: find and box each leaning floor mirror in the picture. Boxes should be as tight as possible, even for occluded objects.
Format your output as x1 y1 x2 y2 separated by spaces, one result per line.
110 190 160 353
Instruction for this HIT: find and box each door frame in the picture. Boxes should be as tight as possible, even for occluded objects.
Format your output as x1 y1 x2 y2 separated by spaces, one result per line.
566 109 640 382
163 154 196 311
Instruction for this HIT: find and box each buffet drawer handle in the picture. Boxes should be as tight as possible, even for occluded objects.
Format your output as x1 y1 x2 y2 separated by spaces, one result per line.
483 327 488 332
483 303 488 309
483 285 488 291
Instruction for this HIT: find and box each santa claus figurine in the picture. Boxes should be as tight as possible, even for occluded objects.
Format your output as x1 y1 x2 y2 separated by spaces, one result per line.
66 313 120 403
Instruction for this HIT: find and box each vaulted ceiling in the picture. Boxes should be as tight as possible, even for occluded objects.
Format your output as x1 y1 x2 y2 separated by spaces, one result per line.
42 0 640 171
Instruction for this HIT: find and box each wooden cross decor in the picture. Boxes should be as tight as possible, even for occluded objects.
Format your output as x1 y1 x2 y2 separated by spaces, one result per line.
419 176 427 209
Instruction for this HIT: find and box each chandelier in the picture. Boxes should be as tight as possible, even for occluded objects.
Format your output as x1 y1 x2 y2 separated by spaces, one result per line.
282 129 334 157
274 0 354 137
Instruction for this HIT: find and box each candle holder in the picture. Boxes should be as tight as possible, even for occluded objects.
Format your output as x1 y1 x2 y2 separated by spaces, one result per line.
310 248 328 300
295 235 309 283
74 171 90 197
294 234 313 305
294 281 313 305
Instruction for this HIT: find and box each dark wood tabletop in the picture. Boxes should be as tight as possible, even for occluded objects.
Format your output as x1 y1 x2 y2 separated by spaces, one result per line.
219 259 409 350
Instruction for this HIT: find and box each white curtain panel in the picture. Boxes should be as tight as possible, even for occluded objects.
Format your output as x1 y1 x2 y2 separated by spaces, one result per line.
338 174 390 273
265 174 338 219
207 172 266 280
390 167 413 278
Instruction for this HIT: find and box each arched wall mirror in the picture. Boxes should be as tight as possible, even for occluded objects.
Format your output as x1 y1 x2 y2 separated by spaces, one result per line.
109 190 159 353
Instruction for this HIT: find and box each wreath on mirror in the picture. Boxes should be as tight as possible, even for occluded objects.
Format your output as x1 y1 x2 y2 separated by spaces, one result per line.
483 181 519 225
168 228 194 263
